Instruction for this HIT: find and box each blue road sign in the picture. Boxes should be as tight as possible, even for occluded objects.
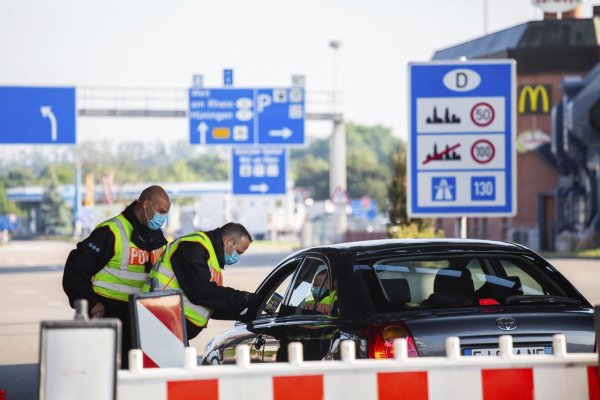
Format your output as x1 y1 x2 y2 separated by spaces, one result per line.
188 88 304 145
0 86 76 144
256 88 305 145
223 69 233 86
189 88 254 145
408 60 515 217
232 148 286 195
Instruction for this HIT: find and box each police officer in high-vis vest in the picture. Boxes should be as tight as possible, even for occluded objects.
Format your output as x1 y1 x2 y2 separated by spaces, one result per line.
143 222 262 341
63 185 170 368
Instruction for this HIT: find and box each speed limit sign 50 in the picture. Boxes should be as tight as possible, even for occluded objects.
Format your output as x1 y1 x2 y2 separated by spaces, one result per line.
470 102 495 127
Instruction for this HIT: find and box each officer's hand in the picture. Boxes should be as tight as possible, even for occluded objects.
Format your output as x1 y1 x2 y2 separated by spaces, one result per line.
90 302 105 318
238 292 263 323
246 292 263 310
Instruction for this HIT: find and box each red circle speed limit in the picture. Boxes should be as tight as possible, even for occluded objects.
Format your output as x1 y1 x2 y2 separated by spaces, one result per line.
471 139 495 164
470 102 495 127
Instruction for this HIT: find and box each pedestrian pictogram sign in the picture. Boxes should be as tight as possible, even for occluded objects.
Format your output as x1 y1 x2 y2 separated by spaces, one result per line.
408 60 516 217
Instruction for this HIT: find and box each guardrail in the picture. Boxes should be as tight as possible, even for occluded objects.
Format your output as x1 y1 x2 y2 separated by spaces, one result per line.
118 335 599 400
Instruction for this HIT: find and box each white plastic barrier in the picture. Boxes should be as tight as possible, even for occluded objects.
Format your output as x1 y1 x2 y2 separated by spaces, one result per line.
118 335 599 400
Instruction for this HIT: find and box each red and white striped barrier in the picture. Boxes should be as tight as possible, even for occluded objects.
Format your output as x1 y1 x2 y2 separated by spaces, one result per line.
118 335 600 400
130 291 187 368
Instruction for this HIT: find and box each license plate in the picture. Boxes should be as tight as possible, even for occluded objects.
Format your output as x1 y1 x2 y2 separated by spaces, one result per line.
463 345 552 356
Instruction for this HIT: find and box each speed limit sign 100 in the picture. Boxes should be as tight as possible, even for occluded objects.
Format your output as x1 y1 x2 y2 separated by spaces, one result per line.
471 139 495 164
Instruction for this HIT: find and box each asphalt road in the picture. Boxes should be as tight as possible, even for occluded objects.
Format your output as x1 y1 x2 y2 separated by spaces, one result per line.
0 240 599 399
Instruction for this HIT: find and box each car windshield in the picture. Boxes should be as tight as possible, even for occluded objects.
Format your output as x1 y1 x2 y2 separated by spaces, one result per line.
356 254 580 312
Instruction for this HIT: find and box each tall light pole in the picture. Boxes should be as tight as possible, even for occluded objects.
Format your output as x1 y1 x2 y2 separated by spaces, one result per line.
329 40 347 241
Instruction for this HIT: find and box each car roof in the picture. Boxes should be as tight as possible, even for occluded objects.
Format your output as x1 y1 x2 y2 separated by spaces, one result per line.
290 238 531 259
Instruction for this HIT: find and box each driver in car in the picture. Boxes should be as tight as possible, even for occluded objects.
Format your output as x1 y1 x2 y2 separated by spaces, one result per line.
302 270 337 315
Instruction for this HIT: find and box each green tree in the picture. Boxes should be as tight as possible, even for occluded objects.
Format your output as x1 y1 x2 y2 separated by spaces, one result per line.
3 168 37 188
291 123 400 207
39 164 75 185
347 151 389 208
388 143 408 225
293 155 330 200
39 179 71 235
0 184 20 214
387 142 441 237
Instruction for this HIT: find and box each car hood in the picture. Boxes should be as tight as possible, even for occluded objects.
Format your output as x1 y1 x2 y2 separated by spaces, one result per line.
366 306 595 357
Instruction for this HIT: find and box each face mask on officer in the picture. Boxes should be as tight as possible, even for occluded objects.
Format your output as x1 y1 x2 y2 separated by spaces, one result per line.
144 201 168 230
224 238 240 265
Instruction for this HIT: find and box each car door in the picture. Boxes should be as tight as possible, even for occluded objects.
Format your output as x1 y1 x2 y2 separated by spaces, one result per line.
273 255 342 362
205 257 302 365
217 256 302 363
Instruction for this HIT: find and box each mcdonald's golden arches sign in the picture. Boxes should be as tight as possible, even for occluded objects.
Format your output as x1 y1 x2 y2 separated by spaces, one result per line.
518 84 552 115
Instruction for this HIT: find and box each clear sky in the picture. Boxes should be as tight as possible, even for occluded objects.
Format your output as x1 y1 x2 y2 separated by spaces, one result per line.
0 0 598 143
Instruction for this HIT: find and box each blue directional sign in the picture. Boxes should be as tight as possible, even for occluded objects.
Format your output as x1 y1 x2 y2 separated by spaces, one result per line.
0 86 76 144
189 88 254 145
188 88 304 146
408 61 516 217
256 88 305 145
232 148 286 195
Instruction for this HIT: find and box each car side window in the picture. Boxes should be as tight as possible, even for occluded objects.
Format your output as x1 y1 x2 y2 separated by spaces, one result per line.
282 257 338 317
258 259 301 318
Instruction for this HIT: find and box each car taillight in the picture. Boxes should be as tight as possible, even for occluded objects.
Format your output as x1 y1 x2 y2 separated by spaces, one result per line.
363 322 419 359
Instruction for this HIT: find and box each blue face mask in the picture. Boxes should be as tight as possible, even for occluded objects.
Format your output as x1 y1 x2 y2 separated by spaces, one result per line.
224 250 240 265
148 212 167 230
311 286 324 298
145 201 167 230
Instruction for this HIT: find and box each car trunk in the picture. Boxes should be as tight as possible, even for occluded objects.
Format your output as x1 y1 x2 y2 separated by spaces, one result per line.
376 306 595 357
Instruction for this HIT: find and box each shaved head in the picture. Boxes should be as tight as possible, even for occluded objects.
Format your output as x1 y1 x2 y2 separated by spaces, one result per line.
139 185 169 203
134 186 171 224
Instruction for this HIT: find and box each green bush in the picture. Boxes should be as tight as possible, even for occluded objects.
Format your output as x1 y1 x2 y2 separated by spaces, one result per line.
388 222 444 239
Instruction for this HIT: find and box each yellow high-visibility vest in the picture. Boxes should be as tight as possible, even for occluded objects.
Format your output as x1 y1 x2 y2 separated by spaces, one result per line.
92 214 164 302
143 231 222 327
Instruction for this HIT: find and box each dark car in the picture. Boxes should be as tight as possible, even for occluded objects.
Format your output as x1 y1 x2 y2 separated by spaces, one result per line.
202 239 595 364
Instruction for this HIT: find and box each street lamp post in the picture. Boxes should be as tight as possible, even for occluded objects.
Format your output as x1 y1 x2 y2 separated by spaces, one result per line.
329 40 347 242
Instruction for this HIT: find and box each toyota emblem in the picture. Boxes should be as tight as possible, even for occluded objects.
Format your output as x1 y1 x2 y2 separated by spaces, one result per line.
496 317 518 331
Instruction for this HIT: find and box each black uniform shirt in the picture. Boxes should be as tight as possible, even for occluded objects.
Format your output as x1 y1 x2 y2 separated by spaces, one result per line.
170 228 251 318
62 202 167 310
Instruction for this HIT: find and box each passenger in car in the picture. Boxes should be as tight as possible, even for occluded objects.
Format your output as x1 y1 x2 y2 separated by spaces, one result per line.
301 270 338 315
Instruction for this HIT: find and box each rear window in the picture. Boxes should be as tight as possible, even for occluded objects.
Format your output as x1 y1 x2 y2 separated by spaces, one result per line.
356 254 579 312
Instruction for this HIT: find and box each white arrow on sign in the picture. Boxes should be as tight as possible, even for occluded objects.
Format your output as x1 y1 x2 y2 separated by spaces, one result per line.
40 106 57 142
249 183 269 194
197 122 208 144
268 127 292 140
